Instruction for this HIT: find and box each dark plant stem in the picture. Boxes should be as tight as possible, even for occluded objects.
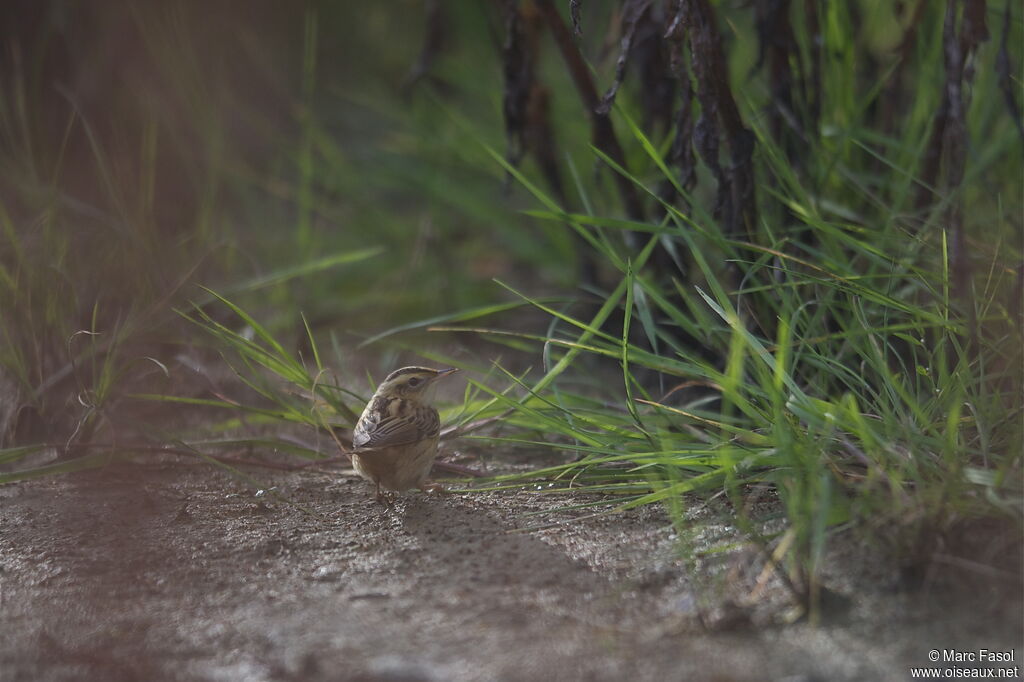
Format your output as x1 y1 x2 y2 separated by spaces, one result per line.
685 0 757 240
534 0 646 224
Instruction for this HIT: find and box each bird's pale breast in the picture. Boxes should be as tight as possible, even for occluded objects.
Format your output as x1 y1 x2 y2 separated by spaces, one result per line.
351 436 439 492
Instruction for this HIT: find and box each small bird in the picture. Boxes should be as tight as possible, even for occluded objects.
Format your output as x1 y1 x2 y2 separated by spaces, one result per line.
351 366 458 502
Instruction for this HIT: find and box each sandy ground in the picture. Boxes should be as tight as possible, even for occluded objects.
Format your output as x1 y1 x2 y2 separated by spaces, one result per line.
1 460 1020 682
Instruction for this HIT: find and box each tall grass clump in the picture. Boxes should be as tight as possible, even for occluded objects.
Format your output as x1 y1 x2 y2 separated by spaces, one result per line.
379 0 1023 610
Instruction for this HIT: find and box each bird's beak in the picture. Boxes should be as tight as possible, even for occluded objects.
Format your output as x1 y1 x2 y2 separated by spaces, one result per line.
434 367 459 380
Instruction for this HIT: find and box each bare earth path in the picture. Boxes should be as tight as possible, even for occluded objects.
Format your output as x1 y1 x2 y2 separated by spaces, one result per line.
1 462 1019 681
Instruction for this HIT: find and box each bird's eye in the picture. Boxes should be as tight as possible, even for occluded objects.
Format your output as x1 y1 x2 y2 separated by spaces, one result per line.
407 377 422 387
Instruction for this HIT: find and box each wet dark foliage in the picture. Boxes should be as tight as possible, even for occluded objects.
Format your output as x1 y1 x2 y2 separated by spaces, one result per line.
498 0 762 238
490 0 1022 261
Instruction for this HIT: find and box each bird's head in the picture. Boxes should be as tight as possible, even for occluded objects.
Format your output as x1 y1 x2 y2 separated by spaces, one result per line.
374 366 458 400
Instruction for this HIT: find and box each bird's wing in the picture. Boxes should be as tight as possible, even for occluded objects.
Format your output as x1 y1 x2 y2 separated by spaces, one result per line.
353 400 440 451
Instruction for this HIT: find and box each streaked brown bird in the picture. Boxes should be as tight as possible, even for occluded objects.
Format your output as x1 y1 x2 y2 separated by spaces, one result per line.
351 366 458 502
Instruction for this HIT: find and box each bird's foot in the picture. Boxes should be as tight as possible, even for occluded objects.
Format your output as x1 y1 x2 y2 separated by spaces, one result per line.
374 485 398 506
418 480 444 494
